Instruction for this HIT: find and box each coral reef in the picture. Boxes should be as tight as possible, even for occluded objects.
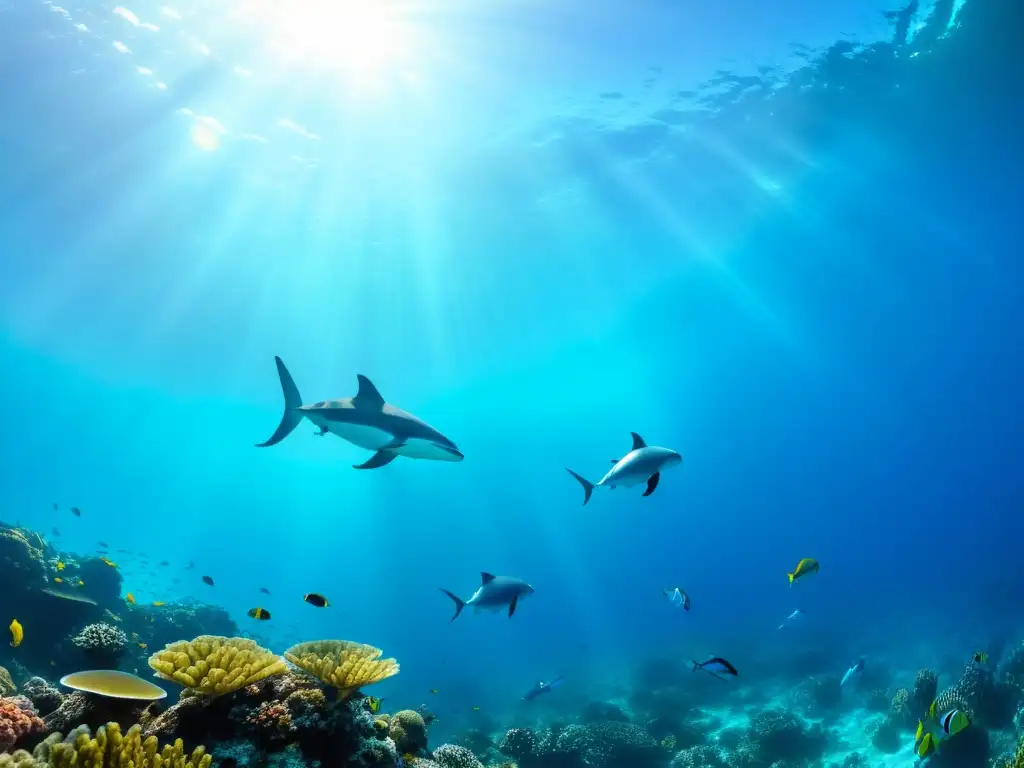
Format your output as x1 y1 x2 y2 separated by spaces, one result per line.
23 722 210 768
0 671 15 699
71 624 127 666
148 636 286 696
670 745 727 767
19 682 60 719
284 641 399 698
432 744 484 768
733 709 828 766
0 697 44 752
941 661 1015 729
389 710 428 755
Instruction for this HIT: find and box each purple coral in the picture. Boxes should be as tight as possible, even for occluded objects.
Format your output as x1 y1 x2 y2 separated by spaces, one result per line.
0 696 45 751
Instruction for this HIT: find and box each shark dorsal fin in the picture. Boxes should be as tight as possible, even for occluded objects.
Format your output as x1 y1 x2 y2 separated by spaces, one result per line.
630 432 647 450
481 572 496 584
354 375 385 409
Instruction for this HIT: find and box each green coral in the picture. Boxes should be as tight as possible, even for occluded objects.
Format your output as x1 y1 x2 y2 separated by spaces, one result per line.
389 709 428 755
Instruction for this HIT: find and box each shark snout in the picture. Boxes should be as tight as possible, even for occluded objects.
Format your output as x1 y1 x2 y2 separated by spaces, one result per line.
440 445 465 462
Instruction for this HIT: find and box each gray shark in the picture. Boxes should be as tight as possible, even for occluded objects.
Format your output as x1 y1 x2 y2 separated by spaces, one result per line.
440 572 534 621
256 356 464 470
566 432 681 505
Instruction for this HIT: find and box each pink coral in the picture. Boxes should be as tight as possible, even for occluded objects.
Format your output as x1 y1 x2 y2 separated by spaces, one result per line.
0 696 45 750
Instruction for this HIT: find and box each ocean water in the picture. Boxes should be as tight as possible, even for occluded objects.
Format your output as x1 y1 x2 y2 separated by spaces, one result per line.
2 0 1023 761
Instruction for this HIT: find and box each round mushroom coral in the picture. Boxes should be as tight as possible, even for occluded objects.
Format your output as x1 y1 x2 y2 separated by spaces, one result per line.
284 640 399 698
147 636 286 697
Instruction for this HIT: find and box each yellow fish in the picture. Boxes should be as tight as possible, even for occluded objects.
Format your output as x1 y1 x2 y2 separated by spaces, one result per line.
55 561 65 571
100 557 118 568
54 577 63 584
152 601 165 607
472 706 480 711
429 689 438 695
137 642 147 649
787 558 820 584
76 579 85 587
9 619 23 648
126 593 136 605
973 651 988 664
366 697 381 713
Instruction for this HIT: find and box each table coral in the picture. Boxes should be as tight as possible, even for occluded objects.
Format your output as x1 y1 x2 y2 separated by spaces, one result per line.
0 696 45 751
148 636 286 696
283 640 399 698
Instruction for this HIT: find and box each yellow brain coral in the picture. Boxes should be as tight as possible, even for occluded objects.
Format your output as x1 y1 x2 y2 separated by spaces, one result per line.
148 636 286 696
0 723 210 768
284 640 399 697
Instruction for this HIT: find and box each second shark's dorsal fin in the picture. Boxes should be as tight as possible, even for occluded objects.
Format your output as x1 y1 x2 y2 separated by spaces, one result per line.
630 432 647 450
353 375 386 409
481 572 496 584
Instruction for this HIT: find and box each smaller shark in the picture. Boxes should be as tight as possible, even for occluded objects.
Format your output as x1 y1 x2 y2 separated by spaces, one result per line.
440 572 534 621
566 432 681 505
256 356 463 469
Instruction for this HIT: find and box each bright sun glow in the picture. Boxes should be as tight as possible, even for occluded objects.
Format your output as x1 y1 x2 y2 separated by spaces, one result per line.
233 0 412 74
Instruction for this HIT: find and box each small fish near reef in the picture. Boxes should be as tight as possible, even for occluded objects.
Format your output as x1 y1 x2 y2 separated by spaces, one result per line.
152 601 166 607
663 586 691 611
787 558 819 585
54 577 63 584
566 432 682 505
202 576 214 586
692 656 738 681
100 557 118 568
303 593 329 608
915 699 970 759
9 618 23 647
247 607 271 620
973 650 988 664
56 561 65 571
440 572 535 621
365 696 382 714
125 593 135 605
256 357 464 469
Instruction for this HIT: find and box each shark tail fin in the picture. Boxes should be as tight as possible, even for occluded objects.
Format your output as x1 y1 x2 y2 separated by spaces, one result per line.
256 356 304 447
440 589 466 622
565 469 595 505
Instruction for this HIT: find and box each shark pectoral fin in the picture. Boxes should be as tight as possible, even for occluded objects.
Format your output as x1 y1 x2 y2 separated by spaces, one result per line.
353 450 399 470
643 472 660 497
353 375 386 409
630 432 647 450
508 596 519 618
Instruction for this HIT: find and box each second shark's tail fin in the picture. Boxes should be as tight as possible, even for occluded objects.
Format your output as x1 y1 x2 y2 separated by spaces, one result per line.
565 469 595 505
439 589 466 622
256 356 304 447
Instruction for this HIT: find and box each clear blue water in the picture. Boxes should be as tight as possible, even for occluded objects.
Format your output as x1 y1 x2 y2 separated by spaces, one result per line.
1 0 1020 746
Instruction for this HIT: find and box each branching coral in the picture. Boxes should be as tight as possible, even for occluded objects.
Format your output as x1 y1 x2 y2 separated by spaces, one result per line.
283 640 399 697
148 636 286 696
0 697 45 751
72 624 128 656
29 722 210 768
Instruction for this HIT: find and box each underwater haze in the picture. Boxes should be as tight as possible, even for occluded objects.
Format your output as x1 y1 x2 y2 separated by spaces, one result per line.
2 0 1024 760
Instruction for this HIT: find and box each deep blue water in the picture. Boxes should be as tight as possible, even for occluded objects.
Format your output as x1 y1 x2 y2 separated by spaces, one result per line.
2 0 1022 744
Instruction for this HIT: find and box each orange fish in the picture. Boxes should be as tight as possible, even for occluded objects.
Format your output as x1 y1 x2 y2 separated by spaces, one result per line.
126 593 135 605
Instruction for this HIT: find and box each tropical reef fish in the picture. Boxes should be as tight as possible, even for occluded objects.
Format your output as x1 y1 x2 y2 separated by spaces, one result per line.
663 587 691 611
973 651 988 664
840 657 865 687
260 587 271 595
152 601 166 607
440 572 535 621
523 676 565 701
54 577 63 584
257 357 464 470
787 558 819 584
9 619 23 647
365 696 382 713
100 557 118 568
777 609 803 630
202 576 214 586
304 593 329 608
691 656 738 681
247 607 271 620
566 432 682 505
71 507 81 517
915 700 970 758
56 561 65 571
